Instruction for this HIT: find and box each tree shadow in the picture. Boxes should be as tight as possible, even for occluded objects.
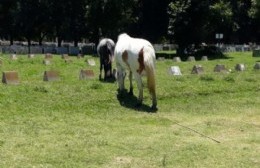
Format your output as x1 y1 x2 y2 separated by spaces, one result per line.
116 89 157 113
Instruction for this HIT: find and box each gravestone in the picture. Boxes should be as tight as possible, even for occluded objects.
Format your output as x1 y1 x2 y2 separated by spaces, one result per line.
64 59 73 63
43 71 59 81
173 57 182 62
87 59 96 66
187 56 196 62
191 65 204 74
28 54 34 58
169 66 182 76
10 54 17 60
79 69 95 80
61 54 69 59
43 59 51 65
45 53 53 59
253 49 260 57
77 54 84 59
254 62 260 70
201 56 208 61
235 64 246 71
214 64 228 73
2 71 19 84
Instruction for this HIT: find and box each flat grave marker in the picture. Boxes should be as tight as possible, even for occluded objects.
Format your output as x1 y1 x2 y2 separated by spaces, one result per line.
2 71 19 84
87 59 96 66
43 71 60 81
79 69 95 80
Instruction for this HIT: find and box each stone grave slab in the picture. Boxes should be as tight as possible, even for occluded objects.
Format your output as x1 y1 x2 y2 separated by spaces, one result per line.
43 71 59 81
43 59 51 65
28 54 34 58
201 56 208 61
187 56 196 62
61 54 69 59
79 69 95 80
173 57 182 62
254 62 260 70
87 59 96 66
235 64 246 71
2 71 19 84
10 54 17 60
214 64 228 73
45 53 53 59
169 66 182 76
191 65 204 74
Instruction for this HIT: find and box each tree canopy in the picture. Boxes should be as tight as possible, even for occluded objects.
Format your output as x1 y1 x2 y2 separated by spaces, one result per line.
0 0 259 49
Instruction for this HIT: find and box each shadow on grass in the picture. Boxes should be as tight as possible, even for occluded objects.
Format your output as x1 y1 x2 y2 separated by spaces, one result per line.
116 89 157 113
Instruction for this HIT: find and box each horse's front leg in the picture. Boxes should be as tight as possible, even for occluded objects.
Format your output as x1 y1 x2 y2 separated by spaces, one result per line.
99 59 103 80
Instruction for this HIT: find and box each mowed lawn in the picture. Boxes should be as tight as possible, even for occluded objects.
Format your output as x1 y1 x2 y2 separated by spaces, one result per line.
0 52 259 167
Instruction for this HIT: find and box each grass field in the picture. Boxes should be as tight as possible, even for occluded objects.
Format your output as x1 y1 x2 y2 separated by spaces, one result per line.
0 52 259 167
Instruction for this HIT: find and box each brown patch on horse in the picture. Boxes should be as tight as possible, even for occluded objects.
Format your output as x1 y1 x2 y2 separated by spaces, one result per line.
137 47 145 74
122 50 130 69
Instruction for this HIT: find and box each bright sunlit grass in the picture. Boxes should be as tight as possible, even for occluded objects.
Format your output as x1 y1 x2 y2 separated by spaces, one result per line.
0 52 259 167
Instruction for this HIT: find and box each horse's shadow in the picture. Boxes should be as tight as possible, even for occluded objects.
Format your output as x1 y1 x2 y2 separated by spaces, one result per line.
116 89 157 113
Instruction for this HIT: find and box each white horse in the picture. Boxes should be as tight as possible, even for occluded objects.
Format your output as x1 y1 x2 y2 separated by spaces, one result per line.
114 33 157 110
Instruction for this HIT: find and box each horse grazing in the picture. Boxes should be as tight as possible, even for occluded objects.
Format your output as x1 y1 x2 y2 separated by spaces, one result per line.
114 33 157 110
97 38 115 81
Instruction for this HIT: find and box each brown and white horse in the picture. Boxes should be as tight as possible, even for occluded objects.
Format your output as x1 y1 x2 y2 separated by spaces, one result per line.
114 33 157 110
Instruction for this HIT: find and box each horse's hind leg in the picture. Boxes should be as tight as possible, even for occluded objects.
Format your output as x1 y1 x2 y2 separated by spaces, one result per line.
134 73 143 107
129 71 133 95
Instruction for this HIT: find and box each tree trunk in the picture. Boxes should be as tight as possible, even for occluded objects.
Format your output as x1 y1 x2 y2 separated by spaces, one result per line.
27 38 31 54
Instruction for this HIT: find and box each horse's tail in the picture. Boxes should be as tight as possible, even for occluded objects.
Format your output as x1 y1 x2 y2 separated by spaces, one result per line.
143 46 157 108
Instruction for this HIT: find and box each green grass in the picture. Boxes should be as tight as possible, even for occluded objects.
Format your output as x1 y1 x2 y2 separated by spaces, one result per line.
0 52 259 167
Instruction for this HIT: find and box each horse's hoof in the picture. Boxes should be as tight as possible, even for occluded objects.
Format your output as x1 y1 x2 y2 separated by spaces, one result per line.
150 105 158 112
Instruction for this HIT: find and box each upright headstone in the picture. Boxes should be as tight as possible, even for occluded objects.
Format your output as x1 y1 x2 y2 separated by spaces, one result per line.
191 65 204 74
45 53 53 59
79 69 95 80
2 71 19 84
43 71 59 81
61 54 69 59
235 64 246 71
10 54 17 60
169 66 182 76
157 57 165 61
201 56 208 61
173 57 182 62
28 54 34 58
187 56 196 62
43 59 51 65
254 62 260 70
214 64 228 73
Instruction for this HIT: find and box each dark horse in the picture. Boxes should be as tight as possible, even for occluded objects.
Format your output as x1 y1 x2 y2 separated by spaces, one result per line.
97 38 115 81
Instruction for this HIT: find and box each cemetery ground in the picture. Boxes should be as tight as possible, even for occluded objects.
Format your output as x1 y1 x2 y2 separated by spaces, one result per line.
0 52 259 168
